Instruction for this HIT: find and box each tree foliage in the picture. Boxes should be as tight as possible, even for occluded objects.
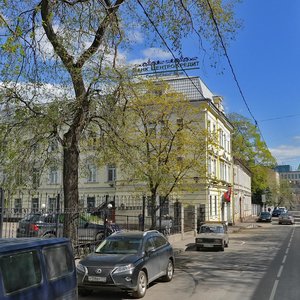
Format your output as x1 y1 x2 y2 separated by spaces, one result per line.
97 80 213 228
0 0 240 242
227 113 277 196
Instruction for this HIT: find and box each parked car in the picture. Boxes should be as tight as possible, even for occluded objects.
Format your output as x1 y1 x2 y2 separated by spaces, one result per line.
278 207 288 213
272 209 282 217
257 211 272 222
16 212 120 243
195 222 229 251
0 238 77 300
272 207 287 217
278 213 295 225
76 230 174 298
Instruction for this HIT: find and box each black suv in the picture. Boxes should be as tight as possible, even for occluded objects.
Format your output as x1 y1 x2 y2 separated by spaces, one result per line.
76 230 175 298
16 212 119 243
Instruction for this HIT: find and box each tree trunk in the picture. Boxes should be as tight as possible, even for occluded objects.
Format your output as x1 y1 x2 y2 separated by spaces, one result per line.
63 130 80 244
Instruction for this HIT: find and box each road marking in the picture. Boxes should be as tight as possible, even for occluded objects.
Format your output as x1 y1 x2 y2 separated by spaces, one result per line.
282 255 287 264
269 226 294 300
277 265 284 278
269 280 279 300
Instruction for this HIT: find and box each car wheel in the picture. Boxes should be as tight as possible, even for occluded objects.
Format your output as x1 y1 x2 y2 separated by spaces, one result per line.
78 288 93 297
132 270 147 299
161 259 174 282
95 232 104 241
196 246 201 251
225 241 229 248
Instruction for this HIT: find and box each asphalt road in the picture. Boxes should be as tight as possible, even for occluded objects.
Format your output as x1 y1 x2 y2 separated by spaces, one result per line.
78 220 299 300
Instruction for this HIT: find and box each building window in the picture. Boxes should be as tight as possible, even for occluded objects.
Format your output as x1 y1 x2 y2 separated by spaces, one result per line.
208 158 212 175
209 195 213 216
14 198 22 214
214 196 217 216
32 168 40 189
107 165 116 182
48 197 56 212
48 139 58 152
31 198 39 212
87 164 97 182
87 197 95 212
49 168 58 184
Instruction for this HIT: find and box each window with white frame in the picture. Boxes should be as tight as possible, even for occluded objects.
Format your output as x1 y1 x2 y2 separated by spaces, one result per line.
49 168 58 184
209 195 213 216
207 158 212 175
214 196 217 216
31 198 39 211
107 165 116 182
220 161 225 181
87 164 97 182
211 158 217 177
14 198 22 213
48 197 56 211
32 168 40 189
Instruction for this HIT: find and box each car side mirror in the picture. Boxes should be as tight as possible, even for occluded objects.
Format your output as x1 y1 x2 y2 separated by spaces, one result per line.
84 222 89 228
145 246 155 256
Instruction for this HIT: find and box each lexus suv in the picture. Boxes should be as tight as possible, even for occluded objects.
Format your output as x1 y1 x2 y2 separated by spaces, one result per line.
76 230 174 298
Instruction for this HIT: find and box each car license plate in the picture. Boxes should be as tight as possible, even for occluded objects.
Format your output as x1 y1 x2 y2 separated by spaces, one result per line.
204 244 213 247
88 276 106 282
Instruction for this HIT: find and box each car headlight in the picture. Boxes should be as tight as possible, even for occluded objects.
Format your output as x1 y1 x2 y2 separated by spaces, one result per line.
113 263 135 274
196 238 203 243
76 263 88 274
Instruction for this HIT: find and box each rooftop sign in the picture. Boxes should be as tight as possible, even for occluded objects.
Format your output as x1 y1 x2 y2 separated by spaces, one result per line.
132 56 199 76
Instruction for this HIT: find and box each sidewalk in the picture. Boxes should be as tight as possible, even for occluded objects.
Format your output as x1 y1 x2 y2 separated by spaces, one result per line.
169 217 258 255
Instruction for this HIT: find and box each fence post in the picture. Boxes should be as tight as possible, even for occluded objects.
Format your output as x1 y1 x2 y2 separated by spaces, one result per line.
181 205 184 239
56 193 60 237
142 195 146 231
0 188 4 238
104 194 109 238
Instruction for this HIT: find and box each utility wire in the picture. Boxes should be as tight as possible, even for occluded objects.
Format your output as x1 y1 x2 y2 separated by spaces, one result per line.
260 113 300 122
137 0 270 160
136 0 206 99
205 0 268 145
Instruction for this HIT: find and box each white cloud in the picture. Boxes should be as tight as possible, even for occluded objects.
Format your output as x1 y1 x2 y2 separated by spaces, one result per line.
142 48 172 59
128 47 172 66
270 144 300 167
293 135 300 141
128 30 144 44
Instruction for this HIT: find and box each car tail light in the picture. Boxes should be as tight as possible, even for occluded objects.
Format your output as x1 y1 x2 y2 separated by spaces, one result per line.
30 224 39 232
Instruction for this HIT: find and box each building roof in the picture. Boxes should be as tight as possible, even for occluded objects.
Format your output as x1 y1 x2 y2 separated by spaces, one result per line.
162 76 214 101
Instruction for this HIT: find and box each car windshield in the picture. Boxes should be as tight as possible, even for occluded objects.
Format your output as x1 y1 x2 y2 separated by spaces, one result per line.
22 213 42 222
280 213 289 217
200 225 224 233
95 237 142 254
260 212 270 216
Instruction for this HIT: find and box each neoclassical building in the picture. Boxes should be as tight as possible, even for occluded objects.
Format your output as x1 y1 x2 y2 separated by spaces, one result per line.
1 75 244 229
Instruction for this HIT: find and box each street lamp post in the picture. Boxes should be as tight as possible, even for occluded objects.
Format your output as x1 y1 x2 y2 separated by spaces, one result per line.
103 195 112 239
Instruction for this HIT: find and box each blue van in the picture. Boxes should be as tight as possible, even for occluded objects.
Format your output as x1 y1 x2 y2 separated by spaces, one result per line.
0 238 77 300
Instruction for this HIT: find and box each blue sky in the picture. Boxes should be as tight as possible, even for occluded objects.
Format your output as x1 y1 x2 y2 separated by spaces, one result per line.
202 0 300 170
127 0 300 170
199 0 300 170
207 0 300 170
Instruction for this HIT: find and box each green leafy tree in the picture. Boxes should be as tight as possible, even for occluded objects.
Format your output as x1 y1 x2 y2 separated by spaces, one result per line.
0 0 240 242
227 113 277 202
97 80 213 228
